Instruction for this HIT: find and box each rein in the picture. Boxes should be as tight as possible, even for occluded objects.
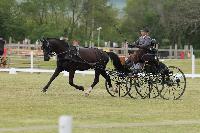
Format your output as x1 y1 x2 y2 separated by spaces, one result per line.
52 50 68 56
45 40 69 57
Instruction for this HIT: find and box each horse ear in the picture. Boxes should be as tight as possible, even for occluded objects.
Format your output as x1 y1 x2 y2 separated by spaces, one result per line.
43 38 48 42
40 38 48 43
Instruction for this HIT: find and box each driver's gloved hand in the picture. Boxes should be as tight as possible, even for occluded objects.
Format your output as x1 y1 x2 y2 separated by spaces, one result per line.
135 45 141 48
128 44 136 48
125 59 133 68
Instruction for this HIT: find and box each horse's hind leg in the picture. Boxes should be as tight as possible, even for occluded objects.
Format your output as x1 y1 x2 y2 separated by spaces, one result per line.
69 70 84 91
85 70 101 96
42 67 61 92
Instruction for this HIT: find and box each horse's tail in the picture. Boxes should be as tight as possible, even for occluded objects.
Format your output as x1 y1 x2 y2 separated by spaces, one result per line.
106 52 124 72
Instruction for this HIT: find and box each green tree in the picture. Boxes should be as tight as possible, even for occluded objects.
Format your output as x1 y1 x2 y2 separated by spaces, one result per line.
121 0 163 44
80 0 119 45
0 0 26 41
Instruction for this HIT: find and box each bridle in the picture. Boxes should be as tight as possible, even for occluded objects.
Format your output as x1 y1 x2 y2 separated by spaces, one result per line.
41 39 70 57
41 39 54 57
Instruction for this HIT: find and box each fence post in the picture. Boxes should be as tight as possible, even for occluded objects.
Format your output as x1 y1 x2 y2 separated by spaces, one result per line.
175 44 178 59
184 45 188 59
125 42 128 58
191 47 195 79
30 51 33 70
59 116 72 133
192 54 195 79
17 42 20 55
190 45 193 57
169 46 172 59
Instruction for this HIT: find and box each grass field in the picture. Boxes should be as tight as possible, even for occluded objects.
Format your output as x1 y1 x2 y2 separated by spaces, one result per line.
0 68 200 133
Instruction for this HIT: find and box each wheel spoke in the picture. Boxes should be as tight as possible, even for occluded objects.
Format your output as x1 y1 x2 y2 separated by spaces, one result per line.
160 66 186 100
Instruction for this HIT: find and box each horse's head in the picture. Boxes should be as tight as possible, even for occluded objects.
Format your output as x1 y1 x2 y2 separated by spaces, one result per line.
0 37 5 56
40 38 69 61
40 38 54 61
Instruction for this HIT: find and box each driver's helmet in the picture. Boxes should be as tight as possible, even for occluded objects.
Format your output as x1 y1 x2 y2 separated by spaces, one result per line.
140 27 149 33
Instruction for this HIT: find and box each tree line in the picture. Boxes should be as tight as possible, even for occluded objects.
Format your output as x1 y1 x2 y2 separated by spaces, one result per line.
0 0 200 49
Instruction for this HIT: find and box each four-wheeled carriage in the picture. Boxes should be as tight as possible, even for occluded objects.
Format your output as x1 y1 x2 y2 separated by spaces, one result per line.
106 46 186 100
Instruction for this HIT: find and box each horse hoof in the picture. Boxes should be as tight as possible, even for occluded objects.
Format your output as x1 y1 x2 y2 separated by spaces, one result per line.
78 86 84 91
114 89 118 93
112 87 118 93
109 87 118 93
85 92 89 97
42 89 47 93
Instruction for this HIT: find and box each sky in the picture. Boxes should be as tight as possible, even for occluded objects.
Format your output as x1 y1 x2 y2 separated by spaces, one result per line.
108 0 126 10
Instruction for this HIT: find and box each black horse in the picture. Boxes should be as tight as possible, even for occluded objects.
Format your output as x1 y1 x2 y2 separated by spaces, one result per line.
40 38 124 96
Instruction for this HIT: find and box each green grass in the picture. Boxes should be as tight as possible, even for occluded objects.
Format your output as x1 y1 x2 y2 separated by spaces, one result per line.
160 59 200 74
0 72 200 133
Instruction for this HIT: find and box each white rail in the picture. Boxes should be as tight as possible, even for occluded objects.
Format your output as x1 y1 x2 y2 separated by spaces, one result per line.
0 68 200 78
0 68 95 76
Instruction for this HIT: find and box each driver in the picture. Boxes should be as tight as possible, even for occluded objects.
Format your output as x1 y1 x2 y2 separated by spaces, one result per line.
125 28 152 68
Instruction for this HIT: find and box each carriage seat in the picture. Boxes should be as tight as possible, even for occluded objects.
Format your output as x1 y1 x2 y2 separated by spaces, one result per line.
142 48 158 63
142 38 158 62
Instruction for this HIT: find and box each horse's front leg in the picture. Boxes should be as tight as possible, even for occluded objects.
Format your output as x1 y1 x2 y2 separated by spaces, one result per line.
69 70 84 91
85 70 100 96
42 67 61 93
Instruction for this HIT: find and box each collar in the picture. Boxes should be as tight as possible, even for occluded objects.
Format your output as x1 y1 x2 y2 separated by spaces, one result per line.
142 35 147 38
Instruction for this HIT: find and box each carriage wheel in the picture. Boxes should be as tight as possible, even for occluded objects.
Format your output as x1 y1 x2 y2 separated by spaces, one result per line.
105 71 130 97
159 66 186 100
126 75 141 99
135 73 160 99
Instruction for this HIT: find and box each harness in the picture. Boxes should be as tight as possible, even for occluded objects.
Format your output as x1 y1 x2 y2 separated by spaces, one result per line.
55 46 106 69
44 39 107 70
57 45 88 64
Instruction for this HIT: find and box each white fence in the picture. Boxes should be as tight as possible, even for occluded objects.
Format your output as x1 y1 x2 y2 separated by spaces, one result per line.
5 43 195 59
0 50 199 78
0 68 200 78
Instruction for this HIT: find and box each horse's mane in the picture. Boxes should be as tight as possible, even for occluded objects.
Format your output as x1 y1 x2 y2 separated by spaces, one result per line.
47 38 63 42
46 38 69 47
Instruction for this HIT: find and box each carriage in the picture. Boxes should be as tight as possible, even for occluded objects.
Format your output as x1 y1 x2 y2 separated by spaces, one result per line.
105 43 186 100
40 38 186 99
